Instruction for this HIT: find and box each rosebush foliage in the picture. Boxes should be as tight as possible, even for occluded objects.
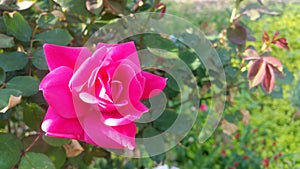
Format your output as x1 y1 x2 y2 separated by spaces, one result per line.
0 0 299 168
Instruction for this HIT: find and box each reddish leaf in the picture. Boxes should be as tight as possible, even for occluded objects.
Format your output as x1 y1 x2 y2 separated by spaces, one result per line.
262 64 275 93
272 37 290 50
156 3 166 18
248 59 266 88
269 31 290 50
227 24 247 45
244 48 260 60
271 31 280 41
262 31 270 42
262 56 283 72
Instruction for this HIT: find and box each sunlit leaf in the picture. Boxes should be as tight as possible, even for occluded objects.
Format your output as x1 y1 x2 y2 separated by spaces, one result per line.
16 0 36 10
37 13 58 29
53 0 91 17
3 11 32 42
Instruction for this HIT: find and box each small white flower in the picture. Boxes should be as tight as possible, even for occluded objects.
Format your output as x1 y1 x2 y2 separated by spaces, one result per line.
153 164 169 169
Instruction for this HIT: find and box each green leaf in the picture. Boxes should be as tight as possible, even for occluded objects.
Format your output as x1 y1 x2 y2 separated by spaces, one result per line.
3 11 32 42
143 127 165 157
0 33 15 48
35 28 73 45
45 147 66 168
19 152 55 169
6 76 39 97
0 17 6 32
143 34 178 51
153 110 177 131
0 52 28 72
23 103 45 131
32 48 48 70
277 67 294 85
43 136 69 147
37 13 58 29
0 133 23 169
148 47 179 59
0 67 5 83
165 73 180 91
53 0 92 17
0 89 22 111
266 85 283 98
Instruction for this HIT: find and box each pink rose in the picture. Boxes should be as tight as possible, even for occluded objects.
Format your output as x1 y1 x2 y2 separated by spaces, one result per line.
199 104 208 112
40 42 167 150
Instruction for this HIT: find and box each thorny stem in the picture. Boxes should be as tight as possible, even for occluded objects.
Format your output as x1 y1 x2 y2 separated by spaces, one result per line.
24 132 42 153
139 0 160 49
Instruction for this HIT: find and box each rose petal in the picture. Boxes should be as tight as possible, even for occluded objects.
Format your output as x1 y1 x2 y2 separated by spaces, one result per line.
82 112 136 150
102 101 148 126
44 44 91 71
111 62 143 104
70 47 107 92
40 66 77 119
262 64 275 93
100 41 141 66
141 72 167 99
41 107 84 140
247 59 266 88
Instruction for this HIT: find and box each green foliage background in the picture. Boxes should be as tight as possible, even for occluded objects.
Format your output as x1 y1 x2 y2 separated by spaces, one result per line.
0 0 299 169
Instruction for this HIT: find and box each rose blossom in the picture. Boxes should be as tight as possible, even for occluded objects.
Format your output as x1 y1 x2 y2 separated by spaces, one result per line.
40 41 167 150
